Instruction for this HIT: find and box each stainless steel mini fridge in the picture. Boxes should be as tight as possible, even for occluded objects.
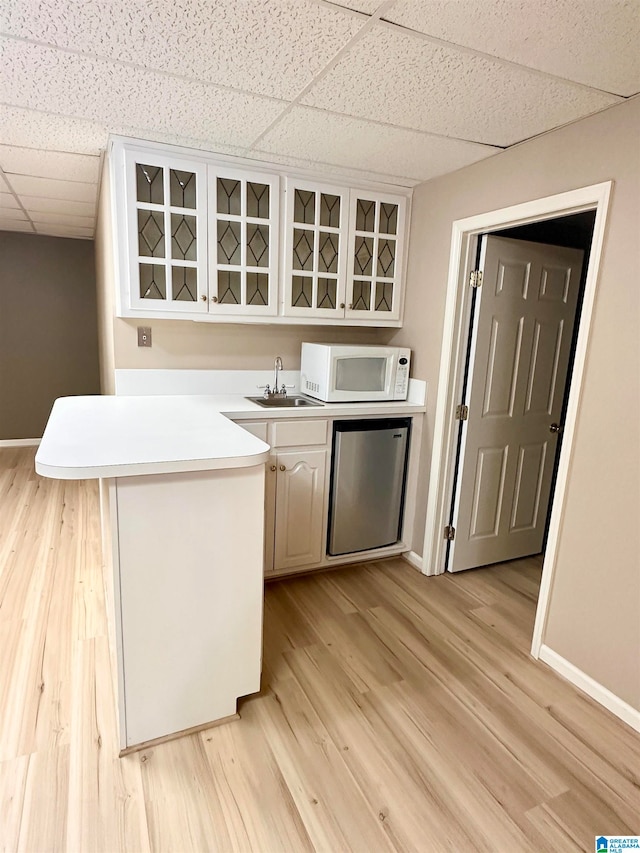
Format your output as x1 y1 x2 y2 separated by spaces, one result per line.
328 419 410 556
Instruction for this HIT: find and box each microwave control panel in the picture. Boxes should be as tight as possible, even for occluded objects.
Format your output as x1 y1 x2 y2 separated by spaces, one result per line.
394 355 410 398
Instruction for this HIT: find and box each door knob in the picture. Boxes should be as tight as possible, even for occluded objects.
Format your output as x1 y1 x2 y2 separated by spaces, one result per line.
549 422 562 434
270 465 276 472
279 465 286 471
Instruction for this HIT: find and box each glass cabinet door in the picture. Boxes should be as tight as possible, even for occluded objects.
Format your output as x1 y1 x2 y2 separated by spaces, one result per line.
283 179 348 318
346 190 407 322
125 149 208 313
208 167 279 316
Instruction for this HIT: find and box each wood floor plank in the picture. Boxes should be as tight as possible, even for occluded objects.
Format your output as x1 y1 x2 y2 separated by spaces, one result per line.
1 447 638 852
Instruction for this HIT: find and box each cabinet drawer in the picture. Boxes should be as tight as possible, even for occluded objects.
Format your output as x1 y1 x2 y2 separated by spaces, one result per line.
236 421 269 442
271 419 328 448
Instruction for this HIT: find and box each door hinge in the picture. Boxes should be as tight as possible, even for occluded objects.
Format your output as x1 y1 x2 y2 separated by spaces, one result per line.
444 525 456 541
469 269 483 288
455 404 469 421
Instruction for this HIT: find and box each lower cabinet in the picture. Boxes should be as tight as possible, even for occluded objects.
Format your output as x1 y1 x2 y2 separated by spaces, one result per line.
239 418 329 575
271 448 327 573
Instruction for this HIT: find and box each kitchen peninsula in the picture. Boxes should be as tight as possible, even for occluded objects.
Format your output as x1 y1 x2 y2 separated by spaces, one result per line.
36 387 425 752
36 395 270 752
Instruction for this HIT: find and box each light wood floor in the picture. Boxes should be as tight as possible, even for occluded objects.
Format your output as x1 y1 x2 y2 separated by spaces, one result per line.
1 448 638 852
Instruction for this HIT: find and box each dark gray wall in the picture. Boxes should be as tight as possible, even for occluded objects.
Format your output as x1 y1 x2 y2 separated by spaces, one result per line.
0 231 100 439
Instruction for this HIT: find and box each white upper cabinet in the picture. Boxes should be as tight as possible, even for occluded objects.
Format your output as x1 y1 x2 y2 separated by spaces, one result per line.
283 179 349 320
208 166 279 317
123 148 209 314
346 190 406 323
112 139 411 326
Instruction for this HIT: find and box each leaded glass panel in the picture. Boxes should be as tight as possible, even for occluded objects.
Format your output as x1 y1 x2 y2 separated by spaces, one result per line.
317 278 337 310
377 238 396 277
294 189 315 225
351 280 371 311
353 236 373 276
170 170 196 209
356 198 375 232
247 224 269 267
292 228 314 271
172 266 197 302
171 214 197 261
217 220 241 265
138 209 165 257
292 276 313 308
320 194 340 228
375 281 393 312
247 182 270 219
217 178 241 216
136 164 164 205
247 273 269 306
139 263 166 299
318 231 339 274
379 202 398 235
218 271 241 304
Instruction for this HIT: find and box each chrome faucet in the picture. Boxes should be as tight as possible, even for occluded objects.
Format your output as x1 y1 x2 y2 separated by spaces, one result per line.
273 356 286 396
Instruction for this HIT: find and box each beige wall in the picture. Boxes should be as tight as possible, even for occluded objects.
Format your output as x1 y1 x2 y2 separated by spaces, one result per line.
391 96 640 709
112 319 392 371
0 231 100 439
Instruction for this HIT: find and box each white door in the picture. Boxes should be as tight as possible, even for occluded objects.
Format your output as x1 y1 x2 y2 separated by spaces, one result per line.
449 236 584 572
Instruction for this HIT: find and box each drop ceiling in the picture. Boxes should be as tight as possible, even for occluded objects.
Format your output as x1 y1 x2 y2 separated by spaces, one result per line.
1 0 638 240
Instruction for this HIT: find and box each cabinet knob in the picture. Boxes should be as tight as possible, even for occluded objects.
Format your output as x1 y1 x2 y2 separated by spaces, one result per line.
348 303 352 310
270 465 276 472
211 296 218 303
279 465 286 472
200 294 207 301
339 303 345 309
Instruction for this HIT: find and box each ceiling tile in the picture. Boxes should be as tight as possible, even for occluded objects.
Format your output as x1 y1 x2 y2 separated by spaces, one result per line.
300 24 621 146
8 175 96 203
0 220 36 233
0 207 28 222
387 0 640 97
22 197 95 217
323 0 381 11
23 210 95 228
0 146 101 183
0 191 21 210
3 0 365 100
3 39 289 149
256 106 500 183
33 222 94 239
0 105 109 154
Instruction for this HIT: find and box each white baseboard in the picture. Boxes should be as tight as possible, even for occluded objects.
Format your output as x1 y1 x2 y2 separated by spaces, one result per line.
402 550 424 572
0 438 41 447
538 645 640 733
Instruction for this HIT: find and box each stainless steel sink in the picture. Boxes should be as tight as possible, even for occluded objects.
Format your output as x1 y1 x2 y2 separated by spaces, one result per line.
246 395 323 408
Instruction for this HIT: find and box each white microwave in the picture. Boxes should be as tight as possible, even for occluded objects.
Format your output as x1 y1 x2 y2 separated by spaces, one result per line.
300 343 411 403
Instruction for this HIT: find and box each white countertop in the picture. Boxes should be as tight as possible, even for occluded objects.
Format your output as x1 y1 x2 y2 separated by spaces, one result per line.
36 393 425 480
35 396 271 480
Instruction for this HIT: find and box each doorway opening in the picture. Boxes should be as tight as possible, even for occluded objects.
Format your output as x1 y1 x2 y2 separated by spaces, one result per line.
444 210 596 574
420 182 612 657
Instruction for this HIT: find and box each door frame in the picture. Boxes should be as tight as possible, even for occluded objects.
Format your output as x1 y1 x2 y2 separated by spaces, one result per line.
420 181 612 658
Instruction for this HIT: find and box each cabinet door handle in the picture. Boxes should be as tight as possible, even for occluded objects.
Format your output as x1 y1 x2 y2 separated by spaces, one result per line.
211 296 218 303
339 303 345 309
270 465 276 472
200 294 207 301
279 465 286 471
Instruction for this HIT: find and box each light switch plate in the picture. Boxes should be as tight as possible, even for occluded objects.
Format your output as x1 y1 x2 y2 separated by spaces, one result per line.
137 326 152 347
